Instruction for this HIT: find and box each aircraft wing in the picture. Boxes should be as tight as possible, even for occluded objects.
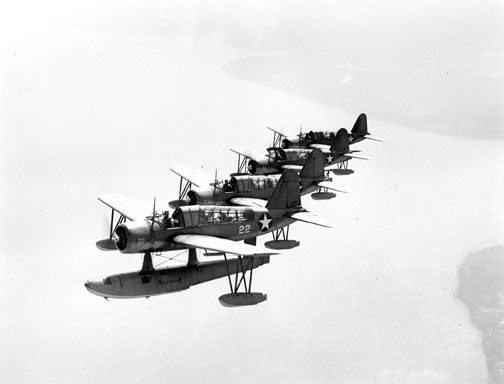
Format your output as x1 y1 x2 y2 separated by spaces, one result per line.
229 147 265 161
98 194 151 221
309 143 330 150
364 135 384 142
173 234 278 257
281 164 303 171
288 211 335 228
347 153 370 160
316 181 349 193
266 126 288 138
230 197 268 208
170 165 215 187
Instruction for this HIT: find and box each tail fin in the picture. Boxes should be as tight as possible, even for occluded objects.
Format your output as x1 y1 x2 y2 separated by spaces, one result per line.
266 169 301 210
299 148 324 181
351 113 368 138
330 128 350 155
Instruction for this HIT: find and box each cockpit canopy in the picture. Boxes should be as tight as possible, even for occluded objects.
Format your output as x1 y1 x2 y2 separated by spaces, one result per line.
172 206 255 228
306 130 336 141
229 175 279 192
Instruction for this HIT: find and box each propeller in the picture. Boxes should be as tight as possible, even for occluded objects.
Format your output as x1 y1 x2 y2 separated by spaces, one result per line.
209 169 223 205
148 196 164 226
298 125 303 139
150 197 156 230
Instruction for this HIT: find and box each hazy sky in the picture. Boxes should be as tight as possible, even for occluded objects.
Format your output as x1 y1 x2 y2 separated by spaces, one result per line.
1 1 503 383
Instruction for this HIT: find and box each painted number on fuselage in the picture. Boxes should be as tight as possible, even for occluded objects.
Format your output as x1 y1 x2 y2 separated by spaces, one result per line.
137 238 146 245
239 225 251 235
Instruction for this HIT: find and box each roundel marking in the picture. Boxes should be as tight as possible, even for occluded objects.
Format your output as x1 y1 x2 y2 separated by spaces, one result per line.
258 213 273 232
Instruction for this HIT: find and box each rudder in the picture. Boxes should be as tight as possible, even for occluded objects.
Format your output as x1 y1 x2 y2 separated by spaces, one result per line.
351 113 368 138
299 148 325 180
266 169 301 210
330 128 350 155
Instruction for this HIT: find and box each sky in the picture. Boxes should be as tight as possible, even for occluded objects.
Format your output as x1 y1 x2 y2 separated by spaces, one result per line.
1 1 503 383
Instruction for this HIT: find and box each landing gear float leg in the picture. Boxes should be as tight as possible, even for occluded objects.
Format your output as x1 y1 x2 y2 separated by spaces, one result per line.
219 254 267 307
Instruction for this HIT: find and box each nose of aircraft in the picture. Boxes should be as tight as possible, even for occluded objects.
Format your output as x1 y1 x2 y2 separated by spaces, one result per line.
84 279 108 298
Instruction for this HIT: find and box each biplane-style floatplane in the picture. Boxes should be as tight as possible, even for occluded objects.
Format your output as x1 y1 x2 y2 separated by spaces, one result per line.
86 170 334 307
169 149 348 208
268 113 383 149
231 127 368 178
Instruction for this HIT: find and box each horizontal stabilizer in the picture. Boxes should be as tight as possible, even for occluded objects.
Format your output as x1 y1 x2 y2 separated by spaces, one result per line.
170 166 214 187
324 163 348 171
230 197 268 208
365 135 383 142
288 211 335 228
317 180 349 193
173 234 279 257
348 153 370 160
98 194 151 221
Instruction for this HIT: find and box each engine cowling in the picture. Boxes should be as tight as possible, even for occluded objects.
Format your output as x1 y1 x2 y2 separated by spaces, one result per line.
187 188 215 205
247 159 258 174
115 221 153 253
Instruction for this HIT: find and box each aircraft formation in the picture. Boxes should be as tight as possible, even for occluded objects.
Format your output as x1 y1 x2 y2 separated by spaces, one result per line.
85 113 381 307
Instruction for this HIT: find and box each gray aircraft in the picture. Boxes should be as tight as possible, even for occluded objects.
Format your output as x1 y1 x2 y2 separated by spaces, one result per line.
87 170 334 306
231 127 367 176
169 149 347 208
268 113 383 149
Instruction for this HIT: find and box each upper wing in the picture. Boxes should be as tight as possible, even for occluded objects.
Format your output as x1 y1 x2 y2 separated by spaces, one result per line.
98 194 151 221
229 147 265 161
316 180 349 193
230 197 268 208
266 126 288 138
173 234 278 257
170 165 215 187
288 211 335 228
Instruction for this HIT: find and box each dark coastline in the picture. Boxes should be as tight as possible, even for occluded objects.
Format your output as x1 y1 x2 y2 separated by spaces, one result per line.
457 245 504 384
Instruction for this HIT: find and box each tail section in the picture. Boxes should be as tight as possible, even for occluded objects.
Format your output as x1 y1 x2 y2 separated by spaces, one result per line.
266 169 301 210
351 113 368 138
330 128 350 155
299 148 325 181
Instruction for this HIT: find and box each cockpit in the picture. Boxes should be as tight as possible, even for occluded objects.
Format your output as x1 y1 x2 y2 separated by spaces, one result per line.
231 175 279 192
172 206 254 228
266 147 286 162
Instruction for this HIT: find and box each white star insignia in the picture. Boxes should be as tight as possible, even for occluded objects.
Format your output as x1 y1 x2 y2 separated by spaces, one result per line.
326 154 334 164
349 135 354 143
258 214 272 231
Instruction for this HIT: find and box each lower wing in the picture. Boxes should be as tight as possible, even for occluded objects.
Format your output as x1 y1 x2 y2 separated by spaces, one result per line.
173 234 278 257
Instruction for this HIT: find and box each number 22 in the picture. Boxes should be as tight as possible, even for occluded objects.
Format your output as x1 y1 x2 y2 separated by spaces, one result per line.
239 225 251 235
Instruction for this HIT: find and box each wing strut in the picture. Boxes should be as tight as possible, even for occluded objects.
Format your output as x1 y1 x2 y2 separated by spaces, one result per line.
236 153 248 174
96 207 127 251
264 225 300 250
219 253 268 307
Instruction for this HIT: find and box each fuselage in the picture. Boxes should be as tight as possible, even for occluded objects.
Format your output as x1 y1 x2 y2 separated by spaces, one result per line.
187 175 280 205
187 174 325 205
114 205 297 254
281 131 365 149
248 148 348 175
